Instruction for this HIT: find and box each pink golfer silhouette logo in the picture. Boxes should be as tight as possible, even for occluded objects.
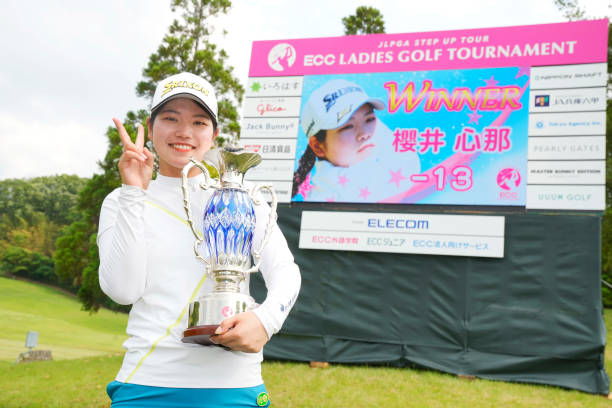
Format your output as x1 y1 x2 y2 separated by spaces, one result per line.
268 43 296 71
221 306 233 318
497 168 521 191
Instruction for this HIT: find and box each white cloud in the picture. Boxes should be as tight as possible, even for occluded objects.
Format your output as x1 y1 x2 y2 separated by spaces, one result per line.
0 0 607 180
0 114 106 179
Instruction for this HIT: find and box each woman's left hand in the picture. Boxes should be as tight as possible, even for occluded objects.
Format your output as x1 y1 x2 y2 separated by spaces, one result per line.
210 311 269 353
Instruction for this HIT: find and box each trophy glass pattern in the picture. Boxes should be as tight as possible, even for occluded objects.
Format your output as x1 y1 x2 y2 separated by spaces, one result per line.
180 146 277 345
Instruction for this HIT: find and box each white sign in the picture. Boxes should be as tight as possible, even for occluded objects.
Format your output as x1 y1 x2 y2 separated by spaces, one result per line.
529 111 606 136
299 211 505 258
528 136 605 160
528 161 605 185
242 96 302 118
244 159 294 181
241 118 300 139
530 63 607 89
529 87 606 113
246 181 292 203
246 76 303 97
239 138 296 160
526 185 605 210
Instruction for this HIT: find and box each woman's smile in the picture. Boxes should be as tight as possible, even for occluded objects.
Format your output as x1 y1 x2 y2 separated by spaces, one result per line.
170 143 196 153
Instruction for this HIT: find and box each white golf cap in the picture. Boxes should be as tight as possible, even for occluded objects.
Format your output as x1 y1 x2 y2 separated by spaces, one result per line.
151 72 218 126
301 79 384 138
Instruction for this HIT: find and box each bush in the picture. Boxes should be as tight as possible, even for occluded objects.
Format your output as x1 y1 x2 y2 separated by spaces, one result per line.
0 245 57 284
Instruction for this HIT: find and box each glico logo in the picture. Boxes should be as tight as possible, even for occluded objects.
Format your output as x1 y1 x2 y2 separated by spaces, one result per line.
268 43 296 71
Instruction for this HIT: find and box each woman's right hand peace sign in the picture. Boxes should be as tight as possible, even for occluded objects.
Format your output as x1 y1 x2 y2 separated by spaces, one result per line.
113 118 155 190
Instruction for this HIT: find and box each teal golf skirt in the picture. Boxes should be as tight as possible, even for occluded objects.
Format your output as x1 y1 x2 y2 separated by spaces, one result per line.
107 381 271 407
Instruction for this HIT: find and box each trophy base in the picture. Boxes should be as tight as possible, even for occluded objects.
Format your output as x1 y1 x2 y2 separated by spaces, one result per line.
182 325 219 346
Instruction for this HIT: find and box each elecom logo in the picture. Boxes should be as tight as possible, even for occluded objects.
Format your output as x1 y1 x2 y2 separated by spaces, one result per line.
497 168 521 201
268 43 296 71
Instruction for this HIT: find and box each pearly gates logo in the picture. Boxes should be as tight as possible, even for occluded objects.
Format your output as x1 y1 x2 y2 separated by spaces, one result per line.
497 168 522 201
268 43 296 71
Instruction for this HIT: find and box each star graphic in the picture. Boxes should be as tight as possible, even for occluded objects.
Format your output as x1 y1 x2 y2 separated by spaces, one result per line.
467 111 483 125
297 173 313 198
250 82 261 92
388 169 407 188
515 66 530 79
484 76 498 87
359 186 371 200
338 174 350 187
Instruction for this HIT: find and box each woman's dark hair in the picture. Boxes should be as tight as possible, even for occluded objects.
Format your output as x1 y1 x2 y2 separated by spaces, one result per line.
292 129 326 198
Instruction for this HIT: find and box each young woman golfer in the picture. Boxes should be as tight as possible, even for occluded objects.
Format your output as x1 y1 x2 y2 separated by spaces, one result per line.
98 72 300 407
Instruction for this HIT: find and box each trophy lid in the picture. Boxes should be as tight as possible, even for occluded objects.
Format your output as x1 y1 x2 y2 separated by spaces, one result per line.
203 143 262 186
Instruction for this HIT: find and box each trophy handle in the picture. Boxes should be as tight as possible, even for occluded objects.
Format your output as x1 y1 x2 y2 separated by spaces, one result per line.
182 158 214 268
245 184 278 274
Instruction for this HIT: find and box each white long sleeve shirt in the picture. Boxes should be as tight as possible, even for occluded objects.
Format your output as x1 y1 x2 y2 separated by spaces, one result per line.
97 174 300 388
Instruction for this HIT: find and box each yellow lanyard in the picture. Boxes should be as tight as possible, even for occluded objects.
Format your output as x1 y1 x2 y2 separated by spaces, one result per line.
125 200 206 383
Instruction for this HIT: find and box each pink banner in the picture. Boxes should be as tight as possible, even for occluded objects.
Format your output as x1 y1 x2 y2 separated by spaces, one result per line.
249 19 608 77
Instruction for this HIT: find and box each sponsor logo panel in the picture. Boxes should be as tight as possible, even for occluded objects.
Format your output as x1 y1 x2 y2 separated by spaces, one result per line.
527 160 605 185
247 181 292 203
528 111 605 136
526 185 605 210
528 136 604 160
240 118 299 139
243 97 302 118
299 230 505 258
299 211 505 258
246 76 303 97
530 63 607 89
240 139 296 160
243 159 294 181
300 211 504 236
529 87 605 113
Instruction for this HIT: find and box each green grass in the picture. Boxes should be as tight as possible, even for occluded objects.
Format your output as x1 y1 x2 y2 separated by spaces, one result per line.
0 276 127 361
0 356 121 408
1 276 611 407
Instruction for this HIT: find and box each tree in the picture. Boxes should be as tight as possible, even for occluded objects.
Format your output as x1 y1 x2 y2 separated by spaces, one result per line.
0 176 86 258
136 0 244 143
54 110 147 312
0 246 56 284
553 0 586 21
55 0 242 312
553 1 612 305
342 6 386 35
